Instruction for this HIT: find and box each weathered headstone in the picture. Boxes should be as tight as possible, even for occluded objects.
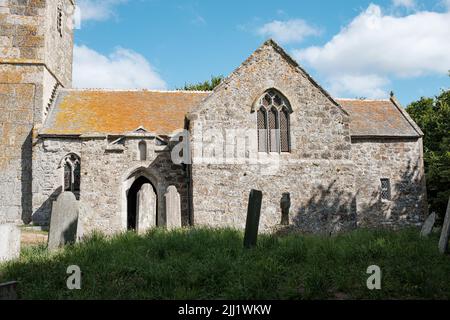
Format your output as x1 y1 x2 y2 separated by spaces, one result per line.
48 192 79 251
438 197 450 254
420 212 436 237
244 189 263 249
0 224 21 262
0 281 18 300
280 193 291 226
136 183 157 234
165 185 182 230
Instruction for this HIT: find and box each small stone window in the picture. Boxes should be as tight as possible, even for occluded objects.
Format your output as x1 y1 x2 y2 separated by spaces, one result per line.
256 89 291 153
139 141 147 161
380 178 391 201
63 154 80 193
57 4 63 37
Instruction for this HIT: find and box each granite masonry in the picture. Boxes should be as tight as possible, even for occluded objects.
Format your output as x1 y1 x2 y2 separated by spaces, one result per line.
0 0 428 235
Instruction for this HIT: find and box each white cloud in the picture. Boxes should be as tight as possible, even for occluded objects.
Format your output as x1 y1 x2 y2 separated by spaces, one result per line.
328 74 390 99
293 4 450 98
77 0 127 22
73 45 167 89
257 19 321 44
392 0 416 9
442 0 450 9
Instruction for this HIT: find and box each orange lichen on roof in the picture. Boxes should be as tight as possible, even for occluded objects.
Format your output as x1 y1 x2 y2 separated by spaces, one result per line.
337 99 420 137
41 90 210 136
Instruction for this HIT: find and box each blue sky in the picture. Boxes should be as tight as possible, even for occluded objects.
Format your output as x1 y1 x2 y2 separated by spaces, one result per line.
73 0 450 105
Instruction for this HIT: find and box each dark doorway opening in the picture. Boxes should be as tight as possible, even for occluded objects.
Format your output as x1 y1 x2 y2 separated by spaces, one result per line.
127 176 156 231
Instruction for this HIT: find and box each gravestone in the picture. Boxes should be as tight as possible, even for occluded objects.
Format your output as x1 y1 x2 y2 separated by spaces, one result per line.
165 185 181 230
136 183 157 234
48 192 79 251
0 281 18 300
280 193 291 226
438 197 450 254
0 224 21 262
420 212 436 237
244 189 263 249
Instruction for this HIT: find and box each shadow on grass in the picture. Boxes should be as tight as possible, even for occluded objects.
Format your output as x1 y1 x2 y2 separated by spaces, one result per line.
1 227 449 300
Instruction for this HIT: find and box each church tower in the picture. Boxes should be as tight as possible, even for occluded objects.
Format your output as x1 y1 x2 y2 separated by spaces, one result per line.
0 0 74 224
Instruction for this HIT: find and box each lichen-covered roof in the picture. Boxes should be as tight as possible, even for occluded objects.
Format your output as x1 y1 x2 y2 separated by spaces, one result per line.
40 90 421 138
337 99 421 138
41 89 210 136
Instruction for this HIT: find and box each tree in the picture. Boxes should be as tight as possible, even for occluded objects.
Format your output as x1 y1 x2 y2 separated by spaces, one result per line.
406 90 450 221
179 75 224 91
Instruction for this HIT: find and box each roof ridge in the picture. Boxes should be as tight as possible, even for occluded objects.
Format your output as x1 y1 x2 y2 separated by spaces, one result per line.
61 88 212 94
336 98 391 102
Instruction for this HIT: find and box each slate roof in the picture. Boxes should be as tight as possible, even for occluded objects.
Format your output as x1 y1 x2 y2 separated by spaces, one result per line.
40 89 210 136
40 90 421 139
337 98 422 138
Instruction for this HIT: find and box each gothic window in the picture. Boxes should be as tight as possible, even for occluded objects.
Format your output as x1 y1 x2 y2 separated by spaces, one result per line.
139 141 147 161
269 107 279 152
256 89 291 153
280 107 290 152
257 108 268 153
380 178 391 201
63 154 80 193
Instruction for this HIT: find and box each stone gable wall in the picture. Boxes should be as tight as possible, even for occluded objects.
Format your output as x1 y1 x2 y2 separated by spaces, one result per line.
352 137 427 228
190 43 357 234
32 137 190 235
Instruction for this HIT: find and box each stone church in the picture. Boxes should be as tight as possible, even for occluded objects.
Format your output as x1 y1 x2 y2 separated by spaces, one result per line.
0 0 427 235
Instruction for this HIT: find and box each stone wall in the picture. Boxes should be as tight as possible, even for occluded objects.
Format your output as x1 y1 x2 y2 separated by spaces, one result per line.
0 64 43 223
33 136 190 235
352 137 427 228
0 0 73 87
0 0 74 223
0 0 46 61
43 0 73 88
32 137 81 224
189 41 357 234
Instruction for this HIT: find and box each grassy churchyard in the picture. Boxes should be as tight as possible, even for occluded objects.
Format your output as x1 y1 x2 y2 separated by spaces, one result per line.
1 227 450 300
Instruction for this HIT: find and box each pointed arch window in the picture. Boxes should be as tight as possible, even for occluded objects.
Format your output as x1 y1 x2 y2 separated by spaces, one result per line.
63 154 80 193
256 89 291 153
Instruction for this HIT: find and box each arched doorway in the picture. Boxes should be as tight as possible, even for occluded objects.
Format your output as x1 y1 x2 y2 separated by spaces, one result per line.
127 176 158 232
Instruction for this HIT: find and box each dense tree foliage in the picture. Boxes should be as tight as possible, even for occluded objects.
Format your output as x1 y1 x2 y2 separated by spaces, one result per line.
406 90 450 220
179 75 224 91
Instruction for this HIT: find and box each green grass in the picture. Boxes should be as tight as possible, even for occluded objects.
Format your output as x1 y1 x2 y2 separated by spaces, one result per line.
1 228 449 300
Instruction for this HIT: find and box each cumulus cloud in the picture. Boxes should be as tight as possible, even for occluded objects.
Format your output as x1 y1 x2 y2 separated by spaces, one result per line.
442 0 450 9
73 45 167 89
392 0 416 9
77 0 127 22
257 19 321 44
293 4 450 98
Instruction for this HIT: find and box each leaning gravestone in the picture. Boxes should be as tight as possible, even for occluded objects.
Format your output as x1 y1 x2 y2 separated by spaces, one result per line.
0 224 21 262
136 183 157 234
244 189 263 249
420 212 436 237
438 197 450 254
48 192 79 251
165 185 181 230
